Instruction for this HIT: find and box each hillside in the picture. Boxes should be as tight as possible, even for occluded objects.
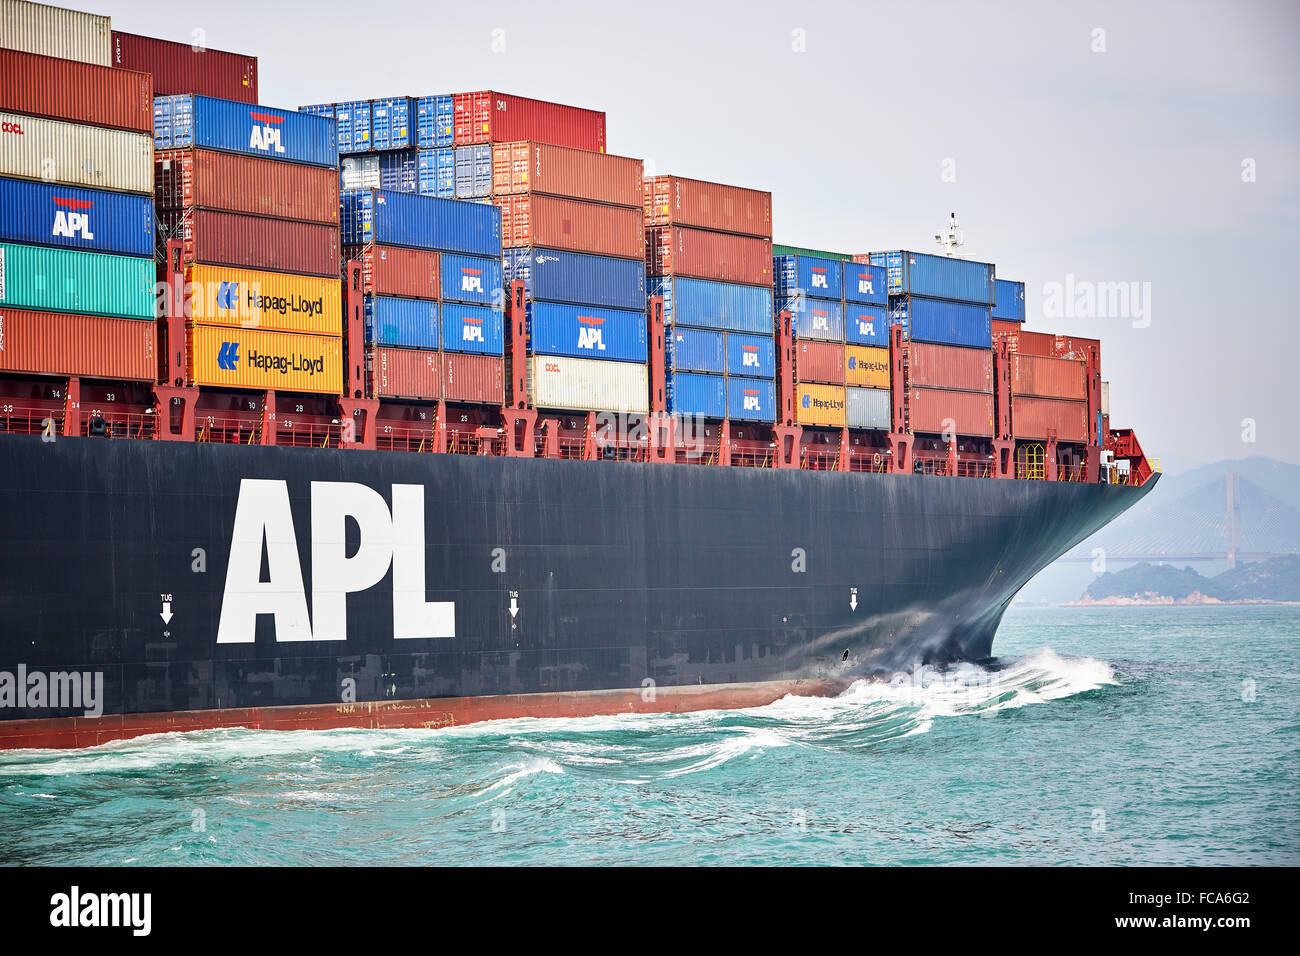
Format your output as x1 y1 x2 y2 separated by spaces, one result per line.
1076 555 1300 605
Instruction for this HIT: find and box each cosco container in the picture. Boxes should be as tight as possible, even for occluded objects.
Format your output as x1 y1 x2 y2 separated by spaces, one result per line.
527 301 647 364
160 209 339 277
527 355 648 414
667 327 725 374
845 346 890 389
643 175 772 238
844 304 889 347
794 341 845 385
371 96 414 150
440 253 503 306
416 94 454 148
186 325 342 394
364 296 439 349
443 351 504 404
0 177 154 256
646 226 772 287
993 278 1025 322
1 47 152 132
333 100 370 153
453 91 606 152
417 147 455 197
346 245 439 299
908 342 994 393
1010 353 1087 400
843 261 888 306
155 149 340 223
796 383 846 428
784 297 844 342
1011 396 1088 442
440 301 505 356
0 111 152 194
111 32 256 102
870 250 995 305
0 242 152 318
773 254 843 300
0 308 155 380
498 194 642 259
727 333 775 379
503 247 645 311
342 188 501 257
667 371 725 419
648 277 772 334
454 144 492 199
907 387 994 437
368 345 439 401
153 94 337 167
492 142 642 207
2 0 110 65
727 377 776 423
890 296 991 349
182 265 342 334
846 386 890 430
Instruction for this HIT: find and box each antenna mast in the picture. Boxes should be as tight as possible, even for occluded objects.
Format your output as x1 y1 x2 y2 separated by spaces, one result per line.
934 212 964 257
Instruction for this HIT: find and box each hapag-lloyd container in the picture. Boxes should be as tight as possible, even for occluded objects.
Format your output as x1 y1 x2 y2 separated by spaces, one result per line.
908 387 995 437
667 371 725 419
2 0 111 64
1010 353 1087 400
645 226 772 287
443 351 504 404
186 325 342 394
0 242 153 319
453 91 606 152
440 253 503 307
0 176 154 257
492 142 642 207
454 144 492 199
844 304 889 347
504 248 645 311
0 309 155 380
342 188 501 256
909 342 994 393
183 264 343 334
993 278 1025 321
727 333 775 379
844 262 888 306
527 355 649 414
643 176 772 238
162 209 339 277
440 302 505 356
1010 396 1088 442
364 296 439 349
368 345 440 401
845 346 890 389
649 277 772 334
668 327 725 373
416 94 454 148
155 149 340 223
527 301 647 364
846 386 890 430
774 254 843 300
796 383 846 427
869 250 995 305
1 48 152 133
498 194 642 259
784 297 844 342
111 32 257 102
371 96 414 150
727 377 776 423
0 111 153 194
153 95 337 167
345 245 439 299
890 296 991 349
794 341 845 385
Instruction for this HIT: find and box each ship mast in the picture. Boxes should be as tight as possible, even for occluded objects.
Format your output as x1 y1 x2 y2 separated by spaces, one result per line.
934 212 965 257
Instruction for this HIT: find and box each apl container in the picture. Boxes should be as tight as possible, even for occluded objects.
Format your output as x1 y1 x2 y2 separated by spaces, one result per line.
844 304 889 347
797 383 846 427
454 144 492 199
527 301 647 364
503 247 645 311
891 296 992 349
364 296 439 349
371 96 414 150
153 94 337 167
845 346 890 389
1 47 153 133
993 278 1026 321
783 297 844 342
155 149 340 223
727 333 775 379
186 325 342 393
111 32 257 102
441 301 505 356
527 355 649 414
453 91 606 152
645 226 772 287
160 209 340 277
643 175 772 238
3 0 111 65
0 308 155 380
667 327 725 374
417 147 455 197
649 277 772 334
182 265 342 334
843 261 888 306
773 254 843 300
846 386 890 430
870 250 995 305
342 188 501 256
0 111 153 194
498 194 642 259
345 244 439 300
727 377 776 423
0 242 153 319
440 253 503 307
667 371 725 419
492 141 642 207
416 95 454 148
0 177 154 257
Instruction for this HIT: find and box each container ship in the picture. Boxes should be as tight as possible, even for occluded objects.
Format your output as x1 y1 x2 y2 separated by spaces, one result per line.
0 0 1158 749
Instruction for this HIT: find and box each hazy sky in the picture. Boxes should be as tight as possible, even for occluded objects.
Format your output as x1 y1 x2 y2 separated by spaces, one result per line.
106 0 1300 471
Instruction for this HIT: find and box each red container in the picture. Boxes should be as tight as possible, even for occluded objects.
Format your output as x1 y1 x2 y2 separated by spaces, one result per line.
368 347 440 401
0 47 152 133
155 149 340 224
111 32 257 102
0 309 155 381
794 341 845 385
453 91 605 152
643 176 773 239
991 319 1020 338
443 352 504 405
161 209 339 277
1053 334 1100 365
491 142 642 207
909 342 993 393
646 226 773 287
908 387 995 437
1010 353 1087 400
497 194 643 259
994 327 1055 357
345 245 439 299
1011 396 1088 442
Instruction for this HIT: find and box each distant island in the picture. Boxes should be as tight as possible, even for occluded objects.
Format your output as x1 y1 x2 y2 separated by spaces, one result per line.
1064 555 1300 606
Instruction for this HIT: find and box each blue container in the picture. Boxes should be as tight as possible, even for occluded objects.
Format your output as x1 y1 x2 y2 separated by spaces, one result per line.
454 145 492 199
417 148 455 198
334 100 372 154
441 302 505 356
378 152 417 193
667 371 726 419
371 97 414 150
0 177 154 257
364 296 439 349
416 95 454 148
648 277 773 334
727 377 777 423
773 253 843 300
153 94 338 167
667 327 725 374
843 261 888 306
890 295 992 348
504 248 646 311
441 253 504 307
780 296 844 342
993 278 1026 321
527 301 647 364
727 332 776 380
342 188 501 256
869 250 995 305
844 304 890 347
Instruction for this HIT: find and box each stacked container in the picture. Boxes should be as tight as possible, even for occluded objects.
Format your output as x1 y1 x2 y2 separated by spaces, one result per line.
110 31 257 102
646 176 776 424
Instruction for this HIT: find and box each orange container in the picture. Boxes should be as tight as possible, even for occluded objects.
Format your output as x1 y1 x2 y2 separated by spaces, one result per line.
0 309 155 381
367 347 440 401
909 342 993 393
496 194 643 259
491 142 642 207
643 175 772 238
1011 396 1088 442
908 388 995 437
1010 353 1087 400
794 341 845 384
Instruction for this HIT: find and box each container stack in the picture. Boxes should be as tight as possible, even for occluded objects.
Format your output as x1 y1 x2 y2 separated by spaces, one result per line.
110 31 257 102
1006 351 1089 443
646 176 776 425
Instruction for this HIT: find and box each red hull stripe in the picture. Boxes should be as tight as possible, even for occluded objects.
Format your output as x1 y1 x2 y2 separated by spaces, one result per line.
0 678 849 751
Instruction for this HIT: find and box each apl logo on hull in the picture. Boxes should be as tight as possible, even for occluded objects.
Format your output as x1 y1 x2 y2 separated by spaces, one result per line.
248 111 287 154
577 313 605 351
51 197 93 239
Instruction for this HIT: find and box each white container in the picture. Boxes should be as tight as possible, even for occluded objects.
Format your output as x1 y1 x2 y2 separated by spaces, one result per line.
1101 380 1110 417
0 0 111 65
0 110 152 194
846 386 891 430
528 355 649 414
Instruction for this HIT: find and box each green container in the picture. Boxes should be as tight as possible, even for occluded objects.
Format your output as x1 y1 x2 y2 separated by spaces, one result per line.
773 243 854 261
0 242 154 319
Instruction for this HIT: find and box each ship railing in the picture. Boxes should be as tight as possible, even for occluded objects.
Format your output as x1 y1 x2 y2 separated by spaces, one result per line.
375 422 436 453
196 415 258 445
1056 462 1088 482
0 402 63 436
800 449 840 471
272 418 341 449
80 410 155 440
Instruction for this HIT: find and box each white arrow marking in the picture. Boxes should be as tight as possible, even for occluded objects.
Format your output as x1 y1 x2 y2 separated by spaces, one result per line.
160 600 174 624
509 596 519 619
849 592 858 612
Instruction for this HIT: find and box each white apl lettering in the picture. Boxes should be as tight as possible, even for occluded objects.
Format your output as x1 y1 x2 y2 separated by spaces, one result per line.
52 211 93 239
249 125 286 154
743 395 760 411
462 325 483 342
742 352 758 367
461 275 483 293
577 328 605 350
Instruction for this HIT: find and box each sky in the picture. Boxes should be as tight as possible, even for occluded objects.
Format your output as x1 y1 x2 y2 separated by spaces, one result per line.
106 0 1300 471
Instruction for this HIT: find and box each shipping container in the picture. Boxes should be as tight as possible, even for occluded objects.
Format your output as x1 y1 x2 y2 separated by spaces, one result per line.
333 100 370 153
342 188 501 257
187 325 342 393
378 151 417 193
160 209 338 277
1011 396 1088 442
364 296 439 349
646 226 772 287
1 47 152 132
182 264 343 334
527 301 647 364
643 175 772 238
454 144 492 199
993 326 1055 357
155 148 340 223
1010 353 1087 400
993 278 1025 322
368 345 439 401
453 91 606 152
773 254 843 301
891 296 992 349
492 141 642 207
153 94 337 167
0 242 152 318
2 0 110 65
846 386 890 430
1101 380 1110 417
991 318 1020 338
417 147 455 197
0 176 154 256
0 308 155 380
371 96 414 150
844 304 889 347
503 247 645 311
773 242 851 260
340 154 380 191
0 110 152 194
498 194 642 259
784 297 844 342
346 244 439 299
439 253 503 307
727 332 775 379
666 371 725 420
443 351 504 404
869 250 995 305
793 340 844 385
440 301 504 356
527 354 648 414
845 345 890 389
796 383 846 428
111 31 256 102
844 261 888 306
727 376 776 423
1053 334 1101 364
907 387 995 437
908 342 993 393
650 276 772 334
667 327 725 374
416 94 453 148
